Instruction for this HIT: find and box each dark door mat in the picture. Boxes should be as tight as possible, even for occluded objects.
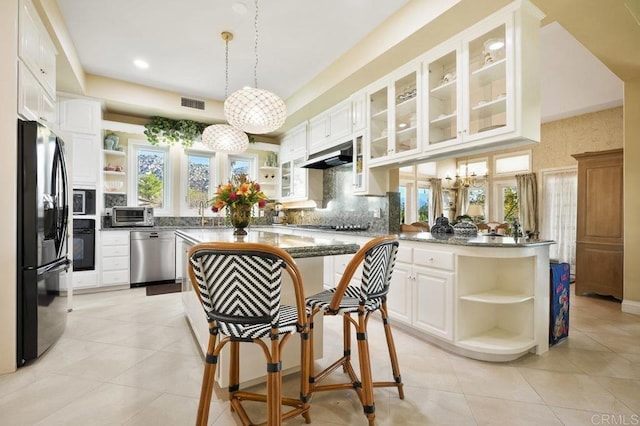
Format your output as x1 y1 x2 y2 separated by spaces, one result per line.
146 282 182 296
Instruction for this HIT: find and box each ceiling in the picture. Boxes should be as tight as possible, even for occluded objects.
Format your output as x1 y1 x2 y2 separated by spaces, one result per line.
50 0 626 128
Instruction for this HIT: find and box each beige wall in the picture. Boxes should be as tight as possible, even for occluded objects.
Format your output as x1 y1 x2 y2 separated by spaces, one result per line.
0 0 18 374
624 79 640 305
476 107 624 171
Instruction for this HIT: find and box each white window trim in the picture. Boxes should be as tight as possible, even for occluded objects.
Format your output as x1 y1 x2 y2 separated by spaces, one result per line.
128 139 172 216
179 148 217 216
492 178 517 223
225 153 259 181
493 149 532 177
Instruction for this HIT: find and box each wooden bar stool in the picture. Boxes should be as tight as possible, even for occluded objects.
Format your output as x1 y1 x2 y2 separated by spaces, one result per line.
305 235 404 425
188 242 311 426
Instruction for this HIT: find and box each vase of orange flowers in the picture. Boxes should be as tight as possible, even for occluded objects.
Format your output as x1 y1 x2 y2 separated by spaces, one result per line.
210 173 267 236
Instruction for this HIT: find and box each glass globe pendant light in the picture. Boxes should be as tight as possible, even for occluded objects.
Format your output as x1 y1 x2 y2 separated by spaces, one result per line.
201 31 249 153
224 0 286 134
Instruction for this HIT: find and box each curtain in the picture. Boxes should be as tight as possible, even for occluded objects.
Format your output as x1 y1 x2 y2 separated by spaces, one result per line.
456 186 469 217
516 173 538 234
429 178 443 225
541 169 577 270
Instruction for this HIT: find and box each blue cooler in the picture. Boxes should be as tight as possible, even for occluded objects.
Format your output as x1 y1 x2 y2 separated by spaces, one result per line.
549 262 570 346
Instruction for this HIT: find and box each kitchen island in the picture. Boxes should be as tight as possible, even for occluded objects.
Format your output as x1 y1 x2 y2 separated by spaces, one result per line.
175 227 360 387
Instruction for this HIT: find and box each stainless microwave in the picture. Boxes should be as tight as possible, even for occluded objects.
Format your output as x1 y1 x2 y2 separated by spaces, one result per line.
111 206 154 227
73 189 96 215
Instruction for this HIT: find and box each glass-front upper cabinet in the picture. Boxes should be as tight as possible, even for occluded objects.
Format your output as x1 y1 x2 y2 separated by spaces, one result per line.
423 2 543 156
368 62 421 166
465 23 510 140
353 133 364 192
427 46 460 145
368 84 389 162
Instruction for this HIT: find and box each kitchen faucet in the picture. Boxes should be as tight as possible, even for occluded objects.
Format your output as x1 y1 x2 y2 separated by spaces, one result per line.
197 200 206 227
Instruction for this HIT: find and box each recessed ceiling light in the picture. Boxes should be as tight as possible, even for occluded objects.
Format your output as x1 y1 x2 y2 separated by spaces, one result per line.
134 59 149 69
232 1 247 14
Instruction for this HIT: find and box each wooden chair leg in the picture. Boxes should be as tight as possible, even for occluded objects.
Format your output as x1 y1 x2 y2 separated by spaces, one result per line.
343 314 351 372
300 320 311 423
380 302 404 399
356 311 375 425
267 337 282 426
196 334 219 426
229 340 240 410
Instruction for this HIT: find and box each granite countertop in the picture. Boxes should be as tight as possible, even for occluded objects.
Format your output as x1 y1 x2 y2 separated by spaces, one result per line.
104 224 554 248
175 228 360 259
398 231 555 247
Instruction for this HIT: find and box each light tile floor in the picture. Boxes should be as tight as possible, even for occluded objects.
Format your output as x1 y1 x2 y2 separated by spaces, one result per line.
1 285 639 425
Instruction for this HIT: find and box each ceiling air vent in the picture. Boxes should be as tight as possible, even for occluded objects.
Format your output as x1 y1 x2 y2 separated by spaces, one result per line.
181 97 205 110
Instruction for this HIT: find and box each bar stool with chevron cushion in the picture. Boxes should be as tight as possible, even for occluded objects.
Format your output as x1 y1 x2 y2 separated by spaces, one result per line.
305 235 404 425
188 242 311 426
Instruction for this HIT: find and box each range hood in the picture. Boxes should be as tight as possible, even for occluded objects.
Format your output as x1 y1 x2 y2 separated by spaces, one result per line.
300 142 353 169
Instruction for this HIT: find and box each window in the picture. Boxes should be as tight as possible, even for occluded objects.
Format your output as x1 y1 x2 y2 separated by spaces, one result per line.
494 181 518 222
417 185 430 221
494 150 531 176
228 154 257 178
399 184 408 223
181 150 216 214
130 142 171 214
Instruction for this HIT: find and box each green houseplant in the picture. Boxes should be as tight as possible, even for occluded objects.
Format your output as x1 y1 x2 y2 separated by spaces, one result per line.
144 116 256 150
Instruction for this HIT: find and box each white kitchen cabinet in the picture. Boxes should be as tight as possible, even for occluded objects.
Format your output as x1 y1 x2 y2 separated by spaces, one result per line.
279 122 307 162
101 231 130 287
72 271 98 290
308 100 352 155
367 62 422 166
386 245 413 326
71 134 100 188
413 265 455 340
352 132 388 196
18 0 56 99
351 91 367 132
386 243 455 339
17 62 56 125
59 98 102 135
423 1 543 158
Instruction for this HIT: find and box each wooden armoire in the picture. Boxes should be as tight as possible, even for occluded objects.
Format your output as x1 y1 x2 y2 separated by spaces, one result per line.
572 149 624 300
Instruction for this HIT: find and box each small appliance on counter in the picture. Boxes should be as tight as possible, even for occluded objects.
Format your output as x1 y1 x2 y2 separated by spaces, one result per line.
272 203 286 224
111 206 154 227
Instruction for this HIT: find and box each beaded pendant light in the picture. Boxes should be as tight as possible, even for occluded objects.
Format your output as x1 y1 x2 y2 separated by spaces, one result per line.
224 0 286 134
201 31 249 153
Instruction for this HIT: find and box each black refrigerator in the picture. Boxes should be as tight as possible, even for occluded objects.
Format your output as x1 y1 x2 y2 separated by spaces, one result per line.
17 120 71 366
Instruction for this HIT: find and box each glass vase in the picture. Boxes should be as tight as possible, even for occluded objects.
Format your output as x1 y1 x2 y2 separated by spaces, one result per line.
229 204 251 236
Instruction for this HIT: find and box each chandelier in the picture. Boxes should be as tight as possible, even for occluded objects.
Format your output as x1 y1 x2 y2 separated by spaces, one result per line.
201 31 249 153
446 161 488 188
224 0 286 134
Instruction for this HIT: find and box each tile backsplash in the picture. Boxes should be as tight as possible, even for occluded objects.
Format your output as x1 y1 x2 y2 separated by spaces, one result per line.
285 164 400 234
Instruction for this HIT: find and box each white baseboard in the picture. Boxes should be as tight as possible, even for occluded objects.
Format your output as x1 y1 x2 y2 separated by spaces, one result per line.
621 299 640 316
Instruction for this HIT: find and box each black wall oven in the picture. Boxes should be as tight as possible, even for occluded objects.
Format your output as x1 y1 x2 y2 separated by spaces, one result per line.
73 219 95 271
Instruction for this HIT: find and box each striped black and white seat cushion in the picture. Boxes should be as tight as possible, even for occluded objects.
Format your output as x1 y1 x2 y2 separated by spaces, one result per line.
190 249 299 339
306 242 397 315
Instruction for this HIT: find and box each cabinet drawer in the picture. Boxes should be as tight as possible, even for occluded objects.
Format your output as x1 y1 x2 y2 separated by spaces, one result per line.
413 248 454 271
103 244 129 257
102 270 129 285
396 246 412 263
73 271 98 289
102 256 129 271
102 231 129 246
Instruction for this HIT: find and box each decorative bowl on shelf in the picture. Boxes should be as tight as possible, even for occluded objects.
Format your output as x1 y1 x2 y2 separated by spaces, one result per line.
104 181 124 192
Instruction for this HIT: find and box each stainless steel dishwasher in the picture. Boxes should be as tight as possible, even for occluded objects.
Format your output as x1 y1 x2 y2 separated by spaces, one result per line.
130 230 176 286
